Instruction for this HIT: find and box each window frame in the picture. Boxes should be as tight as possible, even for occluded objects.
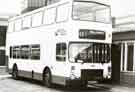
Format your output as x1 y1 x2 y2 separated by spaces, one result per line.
72 0 112 24
127 43 134 71
43 7 57 25
30 44 40 60
14 19 22 31
8 21 15 33
22 15 32 30
32 11 43 27
9 44 40 60
45 0 61 6
121 43 135 72
12 46 20 59
56 3 70 23
68 42 111 63
21 45 30 59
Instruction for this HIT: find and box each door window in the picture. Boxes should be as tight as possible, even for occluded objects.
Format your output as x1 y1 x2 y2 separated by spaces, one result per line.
56 43 67 61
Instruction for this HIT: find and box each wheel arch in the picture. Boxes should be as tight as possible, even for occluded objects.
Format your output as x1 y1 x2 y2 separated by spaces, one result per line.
43 66 51 74
12 63 18 71
42 66 52 79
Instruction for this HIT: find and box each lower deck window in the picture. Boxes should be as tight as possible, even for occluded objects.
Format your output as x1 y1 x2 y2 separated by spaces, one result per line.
31 45 40 60
9 44 40 60
21 45 30 59
69 42 110 63
12 46 20 59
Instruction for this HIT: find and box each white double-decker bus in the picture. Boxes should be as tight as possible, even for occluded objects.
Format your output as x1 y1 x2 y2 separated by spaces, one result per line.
6 0 112 87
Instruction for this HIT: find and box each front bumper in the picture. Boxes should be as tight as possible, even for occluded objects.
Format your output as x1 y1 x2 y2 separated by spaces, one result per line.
81 69 103 81
66 69 104 86
66 78 87 87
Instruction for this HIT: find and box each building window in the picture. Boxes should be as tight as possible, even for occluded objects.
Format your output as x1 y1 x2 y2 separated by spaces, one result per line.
121 43 134 72
127 44 134 71
56 43 67 61
0 26 7 31
0 26 7 46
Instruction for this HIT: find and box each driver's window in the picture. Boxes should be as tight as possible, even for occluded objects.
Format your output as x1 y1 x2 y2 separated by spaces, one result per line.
56 43 67 61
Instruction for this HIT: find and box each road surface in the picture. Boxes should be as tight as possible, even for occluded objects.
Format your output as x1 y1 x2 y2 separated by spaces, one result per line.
0 77 134 92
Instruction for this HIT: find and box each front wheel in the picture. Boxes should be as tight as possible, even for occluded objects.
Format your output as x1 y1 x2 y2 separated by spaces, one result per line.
43 69 52 87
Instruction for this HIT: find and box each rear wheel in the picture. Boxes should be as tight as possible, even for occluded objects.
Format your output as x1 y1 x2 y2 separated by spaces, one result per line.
43 69 52 87
12 66 18 80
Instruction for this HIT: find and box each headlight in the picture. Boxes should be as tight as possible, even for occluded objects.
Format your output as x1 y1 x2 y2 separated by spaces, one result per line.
107 66 111 78
108 66 111 73
70 66 76 80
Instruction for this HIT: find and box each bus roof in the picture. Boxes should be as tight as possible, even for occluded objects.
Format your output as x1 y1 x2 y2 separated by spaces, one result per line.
9 0 110 22
8 0 70 22
74 0 110 5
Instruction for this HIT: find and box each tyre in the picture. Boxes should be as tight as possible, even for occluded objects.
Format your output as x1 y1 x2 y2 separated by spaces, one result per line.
12 66 18 80
43 69 52 87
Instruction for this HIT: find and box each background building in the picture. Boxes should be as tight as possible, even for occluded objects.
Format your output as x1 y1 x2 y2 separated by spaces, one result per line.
0 16 8 66
112 15 135 85
0 15 16 67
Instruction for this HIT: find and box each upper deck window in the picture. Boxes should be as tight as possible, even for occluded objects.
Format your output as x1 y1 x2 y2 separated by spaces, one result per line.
8 21 14 32
22 16 31 29
43 8 56 25
56 3 70 22
72 0 111 23
45 0 61 6
15 19 22 31
32 12 43 27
